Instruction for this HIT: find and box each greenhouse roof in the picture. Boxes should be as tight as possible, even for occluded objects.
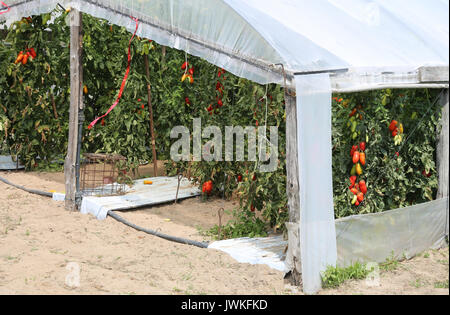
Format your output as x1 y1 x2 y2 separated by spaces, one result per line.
2 0 448 89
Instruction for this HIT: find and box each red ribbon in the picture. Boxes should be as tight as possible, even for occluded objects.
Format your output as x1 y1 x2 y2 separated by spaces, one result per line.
0 1 10 15
88 17 139 129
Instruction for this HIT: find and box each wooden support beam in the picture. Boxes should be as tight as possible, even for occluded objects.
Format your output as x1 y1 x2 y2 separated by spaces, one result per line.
419 66 449 83
284 89 302 285
64 9 83 210
436 89 449 236
144 54 158 177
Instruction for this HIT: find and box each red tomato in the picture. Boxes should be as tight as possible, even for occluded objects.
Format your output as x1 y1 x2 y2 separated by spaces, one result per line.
203 180 213 194
359 142 366 152
352 151 360 164
389 120 398 132
28 47 37 58
357 192 364 202
350 145 358 157
359 180 367 195
22 53 29 65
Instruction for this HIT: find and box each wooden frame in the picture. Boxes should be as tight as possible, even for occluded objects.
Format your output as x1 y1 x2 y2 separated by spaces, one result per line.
64 9 83 210
437 90 449 236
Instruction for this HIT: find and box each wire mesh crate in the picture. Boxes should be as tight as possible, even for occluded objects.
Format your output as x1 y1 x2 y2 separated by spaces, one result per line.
80 153 129 197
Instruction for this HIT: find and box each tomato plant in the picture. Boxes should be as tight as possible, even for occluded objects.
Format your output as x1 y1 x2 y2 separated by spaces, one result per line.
331 89 441 218
0 11 70 169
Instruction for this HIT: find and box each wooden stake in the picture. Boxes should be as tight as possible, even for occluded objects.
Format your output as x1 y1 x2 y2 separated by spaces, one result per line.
284 89 302 285
144 53 158 177
50 92 58 119
436 89 449 236
64 9 83 210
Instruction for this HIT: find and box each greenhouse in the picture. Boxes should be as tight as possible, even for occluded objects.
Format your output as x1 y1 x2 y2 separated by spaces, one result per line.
0 0 448 294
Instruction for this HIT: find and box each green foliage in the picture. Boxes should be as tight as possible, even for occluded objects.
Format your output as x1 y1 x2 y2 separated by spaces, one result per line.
434 280 449 289
332 89 441 218
202 208 268 240
321 262 370 288
0 11 70 169
379 251 400 272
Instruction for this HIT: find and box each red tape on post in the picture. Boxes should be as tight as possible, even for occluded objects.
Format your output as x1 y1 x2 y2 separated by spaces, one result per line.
88 17 139 129
0 2 10 15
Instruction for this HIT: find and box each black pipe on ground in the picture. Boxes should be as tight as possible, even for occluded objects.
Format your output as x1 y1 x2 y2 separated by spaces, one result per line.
0 174 209 249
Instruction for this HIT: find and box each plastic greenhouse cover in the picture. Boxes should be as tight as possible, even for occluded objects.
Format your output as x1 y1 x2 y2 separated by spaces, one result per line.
336 197 448 267
296 73 336 294
1 0 448 87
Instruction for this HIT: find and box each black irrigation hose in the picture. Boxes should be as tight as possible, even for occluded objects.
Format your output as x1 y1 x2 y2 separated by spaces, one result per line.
107 210 209 248
0 175 53 197
0 174 209 248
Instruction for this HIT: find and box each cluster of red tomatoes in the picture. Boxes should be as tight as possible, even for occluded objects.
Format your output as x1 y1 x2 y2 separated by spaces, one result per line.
181 61 194 84
202 180 213 195
14 47 36 65
389 119 404 147
206 68 226 115
349 141 368 206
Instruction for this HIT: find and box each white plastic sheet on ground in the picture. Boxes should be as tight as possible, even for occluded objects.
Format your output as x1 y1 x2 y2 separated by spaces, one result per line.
80 176 200 220
0 155 24 170
296 73 337 294
208 235 288 273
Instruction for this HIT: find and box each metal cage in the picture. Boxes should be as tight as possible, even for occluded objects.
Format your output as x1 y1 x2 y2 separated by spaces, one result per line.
80 153 128 196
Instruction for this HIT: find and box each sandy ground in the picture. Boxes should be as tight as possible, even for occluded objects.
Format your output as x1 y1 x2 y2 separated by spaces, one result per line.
0 170 448 295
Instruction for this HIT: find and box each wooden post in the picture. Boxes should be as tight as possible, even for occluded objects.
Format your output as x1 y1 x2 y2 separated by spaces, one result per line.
144 54 158 177
436 89 449 236
64 9 83 210
284 89 302 285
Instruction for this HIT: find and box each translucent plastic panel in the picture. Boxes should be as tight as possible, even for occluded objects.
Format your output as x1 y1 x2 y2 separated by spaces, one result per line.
1 0 286 85
226 0 449 73
336 197 448 267
2 0 447 86
296 73 337 295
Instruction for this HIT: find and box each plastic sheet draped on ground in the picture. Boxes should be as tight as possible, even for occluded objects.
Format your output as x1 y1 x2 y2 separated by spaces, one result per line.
80 176 200 220
0 155 24 170
209 198 448 273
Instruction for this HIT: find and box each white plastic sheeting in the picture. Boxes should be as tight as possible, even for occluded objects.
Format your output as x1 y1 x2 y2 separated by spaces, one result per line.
52 191 66 201
0 155 24 170
80 176 200 220
209 198 448 274
296 73 337 294
1 0 448 87
336 197 449 267
208 235 288 273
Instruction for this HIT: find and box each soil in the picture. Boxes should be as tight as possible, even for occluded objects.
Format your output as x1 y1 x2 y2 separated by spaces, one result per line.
0 170 448 295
